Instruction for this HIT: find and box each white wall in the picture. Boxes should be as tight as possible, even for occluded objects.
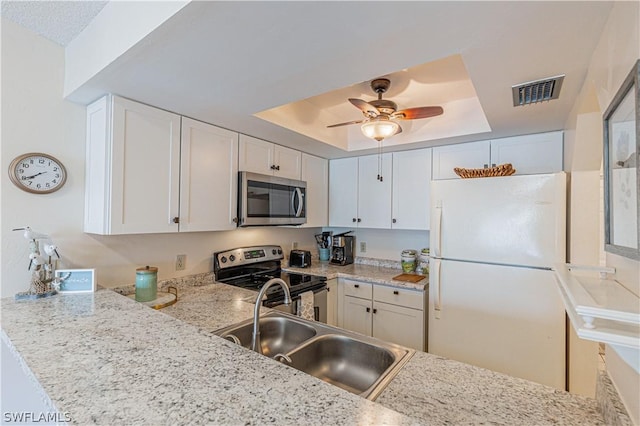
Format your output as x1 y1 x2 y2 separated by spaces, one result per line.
563 1 639 422
0 19 319 298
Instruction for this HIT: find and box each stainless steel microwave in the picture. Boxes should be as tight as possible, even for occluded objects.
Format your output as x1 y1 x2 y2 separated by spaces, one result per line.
238 172 306 226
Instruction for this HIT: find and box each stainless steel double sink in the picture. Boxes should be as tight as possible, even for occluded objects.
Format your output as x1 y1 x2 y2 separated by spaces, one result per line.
214 311 415 400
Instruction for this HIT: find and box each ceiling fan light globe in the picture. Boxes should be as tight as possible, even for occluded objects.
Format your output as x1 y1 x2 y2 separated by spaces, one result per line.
361 119 400 141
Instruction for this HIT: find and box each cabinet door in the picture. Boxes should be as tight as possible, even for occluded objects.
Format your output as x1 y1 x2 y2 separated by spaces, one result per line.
373 301 424 351
342 296 372 336
392 149 432 230
274 145 302 180
432 141 491 180
490 131 563 175
301 153 328 227
238 134 274 175
358 154 392 228
180 118 239 232
329 157 358 227
110 96 181 234
326 279 338 326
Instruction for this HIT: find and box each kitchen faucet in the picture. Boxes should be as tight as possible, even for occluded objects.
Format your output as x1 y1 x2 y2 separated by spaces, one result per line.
251 278 291 354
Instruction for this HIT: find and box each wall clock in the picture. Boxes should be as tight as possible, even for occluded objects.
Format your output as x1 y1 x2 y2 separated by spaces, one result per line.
8 153 67 194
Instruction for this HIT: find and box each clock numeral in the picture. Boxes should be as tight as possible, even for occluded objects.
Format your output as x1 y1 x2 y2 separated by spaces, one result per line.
36 184 41 189
19 169 24 174
55 173 60 178
53 167 58 171
38 159 45 164
45 183 50 188
22 163 29 168
52 179 57 183
29 159 34 164
27 181 33 186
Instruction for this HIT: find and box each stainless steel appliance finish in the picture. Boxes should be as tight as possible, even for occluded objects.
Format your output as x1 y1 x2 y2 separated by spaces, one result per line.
330 234 355 265
251 278 291 354
215 311 415 400
213 245 327 322
238 172 306 226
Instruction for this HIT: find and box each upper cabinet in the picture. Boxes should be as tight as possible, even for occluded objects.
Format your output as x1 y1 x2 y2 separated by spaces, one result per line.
301 153 329 228
329 154 393 229
84 95 239 235
432 131 563 180
180 117 239 232
392 149 432 230
239 134 301 180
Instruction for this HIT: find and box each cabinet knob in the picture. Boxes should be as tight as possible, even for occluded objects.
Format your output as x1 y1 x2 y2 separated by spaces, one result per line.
392 218 397 224
172 217 180 224
373 308 378 314
275 165 280 171
366 307 371 313
270 165 275 170
393 290 399 295
354 284 360 288
232 217 239 224
352 218 357 222
357 218 361 223
327 287 330 292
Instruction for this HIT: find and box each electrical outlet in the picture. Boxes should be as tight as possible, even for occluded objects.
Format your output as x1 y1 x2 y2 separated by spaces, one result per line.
292 241 298 249
360 242 366 253
176 254 186 271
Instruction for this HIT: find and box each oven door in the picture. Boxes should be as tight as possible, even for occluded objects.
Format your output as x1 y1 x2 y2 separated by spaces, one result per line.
270 287 327 323
238 172 306 226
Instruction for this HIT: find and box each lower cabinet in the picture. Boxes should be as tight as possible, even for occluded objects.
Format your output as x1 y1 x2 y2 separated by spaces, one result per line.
338 278 425 351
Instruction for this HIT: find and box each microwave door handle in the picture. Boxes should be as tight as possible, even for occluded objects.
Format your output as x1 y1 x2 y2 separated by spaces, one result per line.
293 188 304 217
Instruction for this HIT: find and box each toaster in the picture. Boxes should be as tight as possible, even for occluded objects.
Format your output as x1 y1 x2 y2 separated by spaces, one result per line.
289 250 312 268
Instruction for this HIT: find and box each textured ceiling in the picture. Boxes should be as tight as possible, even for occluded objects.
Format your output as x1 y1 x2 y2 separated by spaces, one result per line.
1 0 108 46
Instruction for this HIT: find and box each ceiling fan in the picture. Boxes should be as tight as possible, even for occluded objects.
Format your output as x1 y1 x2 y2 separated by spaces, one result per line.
327 78 444 142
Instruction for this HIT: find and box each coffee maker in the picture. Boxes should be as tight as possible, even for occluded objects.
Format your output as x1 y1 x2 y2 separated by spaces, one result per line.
330 232 354 265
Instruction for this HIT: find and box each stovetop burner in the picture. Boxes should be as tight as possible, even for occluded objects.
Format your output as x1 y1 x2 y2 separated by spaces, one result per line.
213 245 326 304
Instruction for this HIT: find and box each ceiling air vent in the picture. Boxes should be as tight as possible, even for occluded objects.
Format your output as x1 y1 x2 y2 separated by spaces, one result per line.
512 75 564 107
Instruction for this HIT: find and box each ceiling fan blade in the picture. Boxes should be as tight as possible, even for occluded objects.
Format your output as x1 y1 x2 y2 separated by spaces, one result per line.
392 106 444 120
349 98 380 117
327 119 365 128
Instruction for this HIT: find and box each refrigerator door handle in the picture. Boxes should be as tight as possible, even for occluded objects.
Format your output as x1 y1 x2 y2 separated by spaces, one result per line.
433 201 443 258
432 259 442 319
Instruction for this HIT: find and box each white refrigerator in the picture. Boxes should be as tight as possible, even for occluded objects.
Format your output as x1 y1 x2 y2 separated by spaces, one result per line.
429 173 567 389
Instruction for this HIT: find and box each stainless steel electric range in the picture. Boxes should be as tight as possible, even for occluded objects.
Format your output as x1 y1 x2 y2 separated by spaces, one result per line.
213 245 327 322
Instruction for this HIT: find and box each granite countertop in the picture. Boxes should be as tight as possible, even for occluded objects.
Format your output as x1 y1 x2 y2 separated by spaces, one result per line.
284 260 428 291
2 273 606 425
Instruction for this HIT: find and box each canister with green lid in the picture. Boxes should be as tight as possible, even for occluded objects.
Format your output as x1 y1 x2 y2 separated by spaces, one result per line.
401 249 418 273
135 266 158 302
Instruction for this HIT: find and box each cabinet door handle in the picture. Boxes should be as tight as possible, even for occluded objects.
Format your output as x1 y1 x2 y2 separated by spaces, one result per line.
326 287 330 292
270 165 276 170
275 165 280 171
354 284 360 288
491 163 496 168
366 307 371 313
483 164 489 169
392 218 397 224
172 217 180 224
373 308 377 314
393 290 399 295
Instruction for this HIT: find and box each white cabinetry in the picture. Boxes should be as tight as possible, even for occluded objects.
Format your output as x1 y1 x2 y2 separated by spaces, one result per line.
328 154 392 229
301 153 328 227
329 157 358 227
85 95 181 234
179 117 239 232
239 134 301 180
392 149 432 230
358 154 392 229
432 131 563 180
85 95 239 235
339 278 425 351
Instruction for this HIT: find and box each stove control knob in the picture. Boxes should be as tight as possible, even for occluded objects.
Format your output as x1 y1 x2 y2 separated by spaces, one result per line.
272 249 277 255
220 256 227 264
277 249 282 255
229 255 236 262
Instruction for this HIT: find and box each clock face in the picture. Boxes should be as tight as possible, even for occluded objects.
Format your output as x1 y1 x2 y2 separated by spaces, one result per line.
9 153 67 194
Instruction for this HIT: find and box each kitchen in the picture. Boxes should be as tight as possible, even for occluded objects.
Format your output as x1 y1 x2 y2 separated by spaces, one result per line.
1 1 639 425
